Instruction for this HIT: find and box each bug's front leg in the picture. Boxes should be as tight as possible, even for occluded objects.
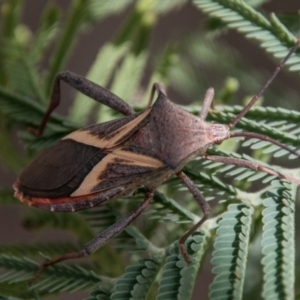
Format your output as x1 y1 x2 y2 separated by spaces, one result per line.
32 71 135 136
203 155 300 185
30 189 155 284
176 171 211 264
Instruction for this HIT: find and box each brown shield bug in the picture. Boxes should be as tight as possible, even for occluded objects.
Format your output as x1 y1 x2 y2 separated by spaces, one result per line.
13 39 300 280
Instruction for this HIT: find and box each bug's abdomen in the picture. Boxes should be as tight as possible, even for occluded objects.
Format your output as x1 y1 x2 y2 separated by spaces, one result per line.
15 139 106 198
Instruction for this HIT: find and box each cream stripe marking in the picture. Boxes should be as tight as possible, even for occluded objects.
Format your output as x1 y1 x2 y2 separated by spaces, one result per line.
71 149 164 197
63 108 151 148
112 149 163 168
106 109 151 147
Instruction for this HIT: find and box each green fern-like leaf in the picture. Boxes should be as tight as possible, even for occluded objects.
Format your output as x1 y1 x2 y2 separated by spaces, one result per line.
29 3 61 67
0 87 68 131
110 258 160 299
110 51 148 108
152 191 197 223
153 0 187 14
210 204 253 299
86 0 134 22
261 180 296 300
86 287 112 300
0 294 24 300
69 43 130 124
157 230 209 300
193 0 300 70
0 254 103 293
0 243 78 258
23 210 94 243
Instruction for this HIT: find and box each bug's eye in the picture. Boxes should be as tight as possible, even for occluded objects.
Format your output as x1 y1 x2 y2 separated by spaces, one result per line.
215 139 222 145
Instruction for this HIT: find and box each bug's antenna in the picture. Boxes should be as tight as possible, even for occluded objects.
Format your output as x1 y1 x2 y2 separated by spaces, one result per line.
228 39 300 129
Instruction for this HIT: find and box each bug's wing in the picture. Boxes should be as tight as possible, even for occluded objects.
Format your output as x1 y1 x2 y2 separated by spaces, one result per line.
14 145 166 212
13 108 167 211
15 139 106 198
15 110 152 197
70 148 166 197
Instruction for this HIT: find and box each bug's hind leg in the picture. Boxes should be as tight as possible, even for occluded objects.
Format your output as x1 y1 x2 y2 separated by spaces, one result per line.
29 189 155 284
176 171 211 264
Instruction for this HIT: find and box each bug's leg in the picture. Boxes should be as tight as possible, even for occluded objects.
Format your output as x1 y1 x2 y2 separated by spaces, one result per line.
30 190 154 284
176 171 211 264
203 155 300 185
229 131 300 158
32 71 135 136
199 88 214 120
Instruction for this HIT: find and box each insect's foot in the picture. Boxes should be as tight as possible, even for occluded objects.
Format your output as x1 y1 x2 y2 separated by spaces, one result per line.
27 126 41 137
29 251 83 285
28 264 46 286
179 243 192 265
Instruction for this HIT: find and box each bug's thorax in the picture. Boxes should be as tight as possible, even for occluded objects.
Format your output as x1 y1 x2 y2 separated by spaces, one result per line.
148 94 230 171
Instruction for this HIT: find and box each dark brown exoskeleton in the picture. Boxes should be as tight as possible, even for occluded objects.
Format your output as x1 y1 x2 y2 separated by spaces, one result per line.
13 40 300 280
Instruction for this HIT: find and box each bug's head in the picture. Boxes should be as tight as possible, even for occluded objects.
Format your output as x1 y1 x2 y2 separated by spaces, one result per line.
207 123 230 145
